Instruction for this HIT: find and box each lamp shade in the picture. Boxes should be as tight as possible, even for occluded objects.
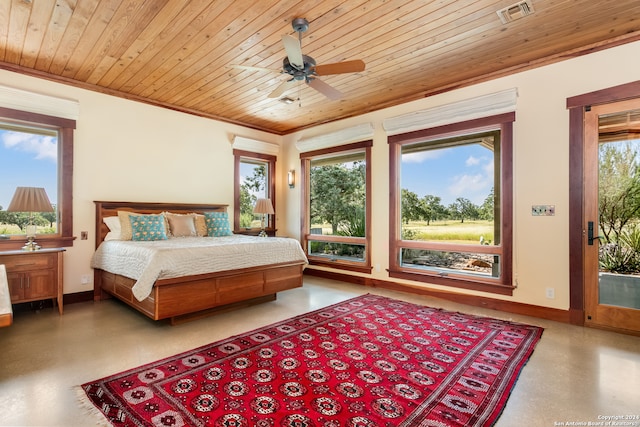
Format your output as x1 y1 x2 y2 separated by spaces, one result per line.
253 198 274 215
7 187 54 213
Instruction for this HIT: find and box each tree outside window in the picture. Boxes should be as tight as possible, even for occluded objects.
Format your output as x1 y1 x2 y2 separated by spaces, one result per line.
302 141 372 272
0 107 75 249
233 150 275 233
0 126 58 236
389 114 514 294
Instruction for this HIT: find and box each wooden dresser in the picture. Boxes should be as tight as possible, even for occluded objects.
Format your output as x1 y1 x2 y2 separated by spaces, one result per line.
0 248 65 315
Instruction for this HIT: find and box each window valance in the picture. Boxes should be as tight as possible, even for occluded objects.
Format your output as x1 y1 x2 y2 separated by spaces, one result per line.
383 88 518 136
0 85 79 120
296 122 374 152
232 135 279 155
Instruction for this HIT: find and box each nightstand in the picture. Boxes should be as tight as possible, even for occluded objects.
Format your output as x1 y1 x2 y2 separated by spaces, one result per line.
0 248 65 315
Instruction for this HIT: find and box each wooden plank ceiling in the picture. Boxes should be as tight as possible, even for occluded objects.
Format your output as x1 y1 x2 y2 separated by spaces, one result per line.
1 0 640 135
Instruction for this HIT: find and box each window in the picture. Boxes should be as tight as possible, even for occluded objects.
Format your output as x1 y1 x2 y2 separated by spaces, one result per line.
233 150 276 233
388 113 514 294
301 140 372 273
0 107 75 250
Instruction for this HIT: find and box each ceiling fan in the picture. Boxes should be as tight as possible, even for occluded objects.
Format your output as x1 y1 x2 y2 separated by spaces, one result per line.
233 18 365 100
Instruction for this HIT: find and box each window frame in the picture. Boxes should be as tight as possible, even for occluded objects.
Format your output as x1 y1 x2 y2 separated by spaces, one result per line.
388 113 514 295
233 149 276 233
0 107 75 250
300 140 372 273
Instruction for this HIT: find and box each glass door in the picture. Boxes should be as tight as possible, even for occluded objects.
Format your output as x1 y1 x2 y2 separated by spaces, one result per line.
584 99 640 333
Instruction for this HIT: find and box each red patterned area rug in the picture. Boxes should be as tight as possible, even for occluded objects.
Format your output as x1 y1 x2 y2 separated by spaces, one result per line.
80 294 543 426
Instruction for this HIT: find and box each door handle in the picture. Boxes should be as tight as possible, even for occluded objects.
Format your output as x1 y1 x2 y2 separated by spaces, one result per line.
587 221 603 245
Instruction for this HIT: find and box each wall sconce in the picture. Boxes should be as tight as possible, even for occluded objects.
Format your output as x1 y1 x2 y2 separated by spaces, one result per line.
287 170 295 189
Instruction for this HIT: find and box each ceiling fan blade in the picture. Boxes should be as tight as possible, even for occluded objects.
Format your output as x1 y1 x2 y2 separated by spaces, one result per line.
307 78 343 100
268 79 297 98
281 34 304 69
229 64 281 74
314 60 365 76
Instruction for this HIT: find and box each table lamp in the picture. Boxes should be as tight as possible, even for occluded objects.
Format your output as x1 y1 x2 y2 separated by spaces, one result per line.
253 198 274 237
7 187 54 251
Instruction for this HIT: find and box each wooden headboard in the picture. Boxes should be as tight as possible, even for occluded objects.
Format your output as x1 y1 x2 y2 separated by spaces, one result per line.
94 201 228 249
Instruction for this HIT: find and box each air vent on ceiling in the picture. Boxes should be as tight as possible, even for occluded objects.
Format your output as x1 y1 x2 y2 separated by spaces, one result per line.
497 0 535 24
279 96 295 104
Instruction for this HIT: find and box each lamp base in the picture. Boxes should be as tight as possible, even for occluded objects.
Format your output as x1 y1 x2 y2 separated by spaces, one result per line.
22 237 41 251
258 229 268 238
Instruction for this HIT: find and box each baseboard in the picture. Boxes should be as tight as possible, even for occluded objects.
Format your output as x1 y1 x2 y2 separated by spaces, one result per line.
63 290 94 305
304 268 571 324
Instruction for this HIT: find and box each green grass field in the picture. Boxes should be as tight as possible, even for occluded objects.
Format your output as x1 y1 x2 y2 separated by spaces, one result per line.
402 220 495 244
0 224 56 235
0 224 22 235
311 219 495 245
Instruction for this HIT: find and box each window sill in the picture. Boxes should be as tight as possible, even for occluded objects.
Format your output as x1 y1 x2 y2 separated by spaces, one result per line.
0 236 75 251
234 228 277 237
388 269 514 296
308 258 372 274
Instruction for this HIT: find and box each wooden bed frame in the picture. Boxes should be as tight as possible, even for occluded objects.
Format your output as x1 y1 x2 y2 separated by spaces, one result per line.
93 201 305 324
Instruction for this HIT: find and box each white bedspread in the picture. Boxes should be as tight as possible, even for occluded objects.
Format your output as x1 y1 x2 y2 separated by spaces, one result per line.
91 235 308 302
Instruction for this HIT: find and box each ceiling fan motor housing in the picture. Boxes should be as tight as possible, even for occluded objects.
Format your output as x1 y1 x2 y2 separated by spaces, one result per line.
283 55 316 80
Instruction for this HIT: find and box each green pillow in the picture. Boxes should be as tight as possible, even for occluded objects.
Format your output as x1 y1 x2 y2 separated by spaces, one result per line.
129 214 168 241
204 211 233 237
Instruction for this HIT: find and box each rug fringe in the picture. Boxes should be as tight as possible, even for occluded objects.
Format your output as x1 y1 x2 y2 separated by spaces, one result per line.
74 385 112 427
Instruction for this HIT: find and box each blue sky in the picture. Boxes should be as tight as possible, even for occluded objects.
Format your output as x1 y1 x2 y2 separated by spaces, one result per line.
401 144 494 206
0 129 58 209
239 161 267 199
1 128 491 210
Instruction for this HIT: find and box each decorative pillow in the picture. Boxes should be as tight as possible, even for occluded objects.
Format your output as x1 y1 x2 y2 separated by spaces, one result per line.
129 214 168 241
204 211 233 237
165 212 197 237
193 214 208 237
103 216 122 241
117 211 141 241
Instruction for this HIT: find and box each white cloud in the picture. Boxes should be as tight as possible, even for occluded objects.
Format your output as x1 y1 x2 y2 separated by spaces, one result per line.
448 172 492 204
465 155 481 166
446 155 494 202
483 160 494 175
2 131 57 162
449 173 488 194
402 150 443 163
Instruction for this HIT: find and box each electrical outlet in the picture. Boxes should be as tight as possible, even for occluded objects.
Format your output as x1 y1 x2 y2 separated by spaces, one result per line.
545 287 555 299
81 274 91 285
532 205 555 216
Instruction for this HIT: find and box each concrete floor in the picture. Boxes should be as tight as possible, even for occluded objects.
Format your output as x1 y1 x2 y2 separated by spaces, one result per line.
0 276 639 426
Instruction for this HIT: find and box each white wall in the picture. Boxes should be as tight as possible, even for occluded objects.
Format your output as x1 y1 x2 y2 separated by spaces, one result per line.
282 40 640 310
0 70 281 295
2 40 639 310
